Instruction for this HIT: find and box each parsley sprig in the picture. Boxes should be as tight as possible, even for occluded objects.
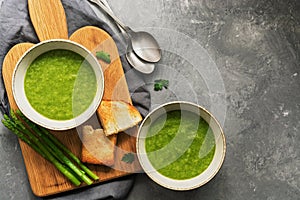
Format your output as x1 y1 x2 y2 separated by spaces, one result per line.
154 79 169 91
121 153 135 164
96 50 111 64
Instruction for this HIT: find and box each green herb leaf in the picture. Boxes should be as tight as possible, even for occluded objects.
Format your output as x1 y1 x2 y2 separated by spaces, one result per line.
121 153 135 164
154 79 169 91
96 51 111 63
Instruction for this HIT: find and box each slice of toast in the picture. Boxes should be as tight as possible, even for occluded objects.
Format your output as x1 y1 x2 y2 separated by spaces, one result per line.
81 125 117 166
97 100 142 136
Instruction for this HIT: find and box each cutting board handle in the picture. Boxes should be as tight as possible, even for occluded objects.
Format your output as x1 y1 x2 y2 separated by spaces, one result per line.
28 0 68 41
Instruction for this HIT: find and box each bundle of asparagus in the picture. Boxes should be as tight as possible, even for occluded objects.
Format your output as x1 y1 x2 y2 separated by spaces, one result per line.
2 109 99 186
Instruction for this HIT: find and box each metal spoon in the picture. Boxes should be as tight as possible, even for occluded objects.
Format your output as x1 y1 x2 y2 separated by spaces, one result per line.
88 0 161 63
98 0 155 74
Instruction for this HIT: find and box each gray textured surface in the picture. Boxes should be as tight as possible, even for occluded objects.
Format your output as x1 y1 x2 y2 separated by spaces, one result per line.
0 0 299 199
124 1 300 199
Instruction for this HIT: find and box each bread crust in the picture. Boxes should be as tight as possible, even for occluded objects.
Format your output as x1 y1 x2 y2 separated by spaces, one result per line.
97 100 142 136
81 125 117 166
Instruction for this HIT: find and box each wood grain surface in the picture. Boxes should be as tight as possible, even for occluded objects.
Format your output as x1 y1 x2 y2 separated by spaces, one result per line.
28 0 68 41
1 0 142 197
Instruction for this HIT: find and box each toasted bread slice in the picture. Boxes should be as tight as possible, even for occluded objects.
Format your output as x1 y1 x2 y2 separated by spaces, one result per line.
97 100 142 136
81 125 117 166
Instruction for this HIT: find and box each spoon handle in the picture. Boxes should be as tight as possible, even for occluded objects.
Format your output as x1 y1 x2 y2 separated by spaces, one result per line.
99 0 126 34
98 0 129 42
88 0 128 32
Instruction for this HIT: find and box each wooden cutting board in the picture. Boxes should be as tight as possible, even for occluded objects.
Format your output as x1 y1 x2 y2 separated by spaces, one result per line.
2 0 142 197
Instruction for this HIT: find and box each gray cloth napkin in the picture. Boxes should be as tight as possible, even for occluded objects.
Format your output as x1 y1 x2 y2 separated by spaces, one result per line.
0 0 150 199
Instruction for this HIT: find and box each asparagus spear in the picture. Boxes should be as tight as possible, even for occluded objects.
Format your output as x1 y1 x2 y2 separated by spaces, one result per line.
2 117 81 186
2 118 46 159
8 111 65 163
14 111 93 185
16 110 99 181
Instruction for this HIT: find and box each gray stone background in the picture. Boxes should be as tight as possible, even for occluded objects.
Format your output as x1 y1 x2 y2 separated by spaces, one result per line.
0 0 299 199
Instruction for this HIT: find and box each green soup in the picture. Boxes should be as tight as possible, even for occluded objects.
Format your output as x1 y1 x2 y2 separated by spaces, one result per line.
145 110 216 180
24 50 97 120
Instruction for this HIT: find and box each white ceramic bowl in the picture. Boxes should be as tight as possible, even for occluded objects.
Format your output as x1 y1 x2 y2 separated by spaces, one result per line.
12 39 104 130
136 101 226 190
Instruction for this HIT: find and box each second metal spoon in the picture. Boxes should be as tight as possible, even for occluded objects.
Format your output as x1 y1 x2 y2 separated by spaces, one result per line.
89 0 161 64
94 0 155 73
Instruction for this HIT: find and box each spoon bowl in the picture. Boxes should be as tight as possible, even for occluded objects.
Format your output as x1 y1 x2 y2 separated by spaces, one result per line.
126 50 155 74
129 30 161 63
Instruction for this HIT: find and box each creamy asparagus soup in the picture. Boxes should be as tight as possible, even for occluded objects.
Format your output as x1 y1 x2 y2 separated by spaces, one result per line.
24 50 97 120
145 110 216 180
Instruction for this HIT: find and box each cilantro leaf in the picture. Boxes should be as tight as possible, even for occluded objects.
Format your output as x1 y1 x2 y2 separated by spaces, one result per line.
96 51 111 63
154 79 169 91
121 153 135 164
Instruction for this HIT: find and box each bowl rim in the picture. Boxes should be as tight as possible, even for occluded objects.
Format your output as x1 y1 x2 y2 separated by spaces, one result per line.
136 100 226 190
12 39 104 130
